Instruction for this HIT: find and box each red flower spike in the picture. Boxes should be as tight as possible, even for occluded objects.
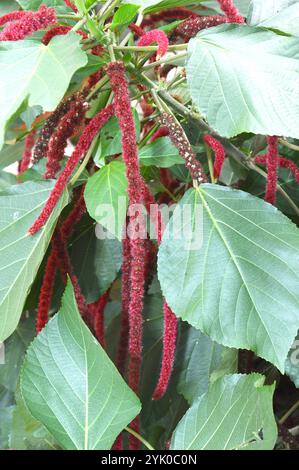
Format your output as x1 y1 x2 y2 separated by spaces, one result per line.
117 235 131 375
265 136 279 205
217 0 245 23
42 26 87 45
18 131 36 175
89 291 110 348
64 0 77 12
45 95 86 179
138 30 169 59
0 10 27 26
174 15 228 40
150 126 169 142
142 7 198 27
0 5 57 41
256 154 299 184
36 248 57 333
152 304 178 400
61 188 86 240
112 435 123 450
128 23 145 37
28 104 114 235
204 134 226 179
160 112 208 185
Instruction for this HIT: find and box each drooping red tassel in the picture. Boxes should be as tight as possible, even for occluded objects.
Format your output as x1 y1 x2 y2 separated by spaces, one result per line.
89 290 110 348
160 113 208 185
64 0 77 12
107 61 147 449
0 5 56 41
204 134 226 179
217 0 245 23
36 248 57 333
128 23 145 37
142 7 198 28
117 235 131 375
28 104 114 235
174 15 228 40
18 131 36 175
0 10 27 26
138 30 169 59
265 136 279 205
41 25 87 45
45 94 86 179
152 304 178 400
256 154 299 183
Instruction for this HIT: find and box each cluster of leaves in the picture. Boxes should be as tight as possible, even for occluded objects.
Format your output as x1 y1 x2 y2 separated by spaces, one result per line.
0 0 298 451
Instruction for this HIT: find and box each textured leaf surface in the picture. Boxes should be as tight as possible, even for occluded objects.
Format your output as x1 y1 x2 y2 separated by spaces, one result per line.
0 33 87 149
186 24 299 138
158 184 299 372
21 281 141 450
171 374 277 450
85 161 128 241
0 181 68 342
248 0 299 36
139 137 184 167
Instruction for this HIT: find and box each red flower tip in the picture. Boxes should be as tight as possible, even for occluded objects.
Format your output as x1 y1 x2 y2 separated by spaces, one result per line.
0 10 27 26
265 136 279 205
174 15 228 40
204 134 225 179
217 0 245 23
64 0 77 12
0 5 57 41
18 131 36 175
137 29 169 59
150 126 169 142
128 23 145 37
152 304 177 400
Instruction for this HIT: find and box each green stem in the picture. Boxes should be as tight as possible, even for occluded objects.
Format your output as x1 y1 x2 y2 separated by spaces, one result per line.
279 138 299 152
124 427 155 450
86 75 110 101
143 52 187 71
114 44 187 53
57 14 81 20
99 0 121 25
69 137 98 186
279 399 299 426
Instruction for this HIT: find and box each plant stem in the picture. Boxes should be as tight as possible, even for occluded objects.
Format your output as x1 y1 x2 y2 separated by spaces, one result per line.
124 427 155 450
70 137 98 186
280 139 299 152
57 14 81 20
114 44 187 53
279 399 299 425
143 52 187 71
86 75 110 101
99 0 121 25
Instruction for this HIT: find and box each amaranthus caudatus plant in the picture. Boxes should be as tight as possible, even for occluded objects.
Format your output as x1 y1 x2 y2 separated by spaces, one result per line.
1 0 299 453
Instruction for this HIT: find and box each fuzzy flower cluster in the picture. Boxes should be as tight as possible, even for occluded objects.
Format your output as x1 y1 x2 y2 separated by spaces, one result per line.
174 15 228 40
0 5 57 41
161 112 208 185
138 29 169 59
18 131 36 175
265 136 279 205
64 0 77 12
217 0 244 23
142 7 198 27
45 94 86 179
256 154 299 183
204 134 226 179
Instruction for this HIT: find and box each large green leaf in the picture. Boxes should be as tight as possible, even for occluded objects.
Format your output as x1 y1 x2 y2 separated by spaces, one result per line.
16 0 66 9
0 33 87 149
186 24 299 138
20 280 141 450
0 181 68 342
248 1 299 36
0 142 24 170
139 137 184 168
70 215 122 303
85 161 128 241
177 325 237 404
0 1 19 15
171 373 277 450
158 184 299 372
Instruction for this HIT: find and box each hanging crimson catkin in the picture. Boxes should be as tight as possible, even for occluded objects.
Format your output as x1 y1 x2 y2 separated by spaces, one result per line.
107 61 147 449
173 15 227 40
265 137 279 205
160 113 208 185
256 154 299 183
90 290 110 348
204 134 226 179
45 94 86 179
28 104 114 235
137 30 169 59
0 5 56 41
18 131 36 175
117 235 131 375
217 0 244 23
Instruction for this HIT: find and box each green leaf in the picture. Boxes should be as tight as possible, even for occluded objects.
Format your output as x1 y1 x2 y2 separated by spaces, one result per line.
85 161 128 241
158 184 299 372
177 325 237 404
96 111 140 161
16 0 66 9
0 171 17 190
139 137 184 168
186 24 299 138
0 0 19 15
111 4 140 29
248 1 299 36
20 280 141 450
171 373 277 450
0 316 35 393
0 142 24 170
285 332 299 387
0 181 68 342
0 33 87 150
70 215 122 303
